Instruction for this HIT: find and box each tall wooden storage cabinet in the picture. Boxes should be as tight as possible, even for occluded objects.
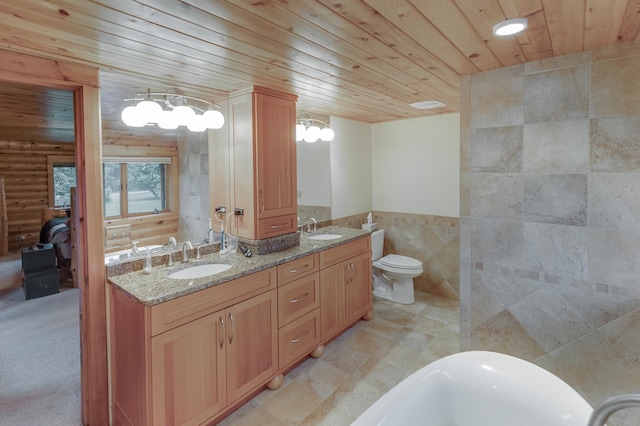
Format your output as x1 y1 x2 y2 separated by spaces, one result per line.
216 86 298 241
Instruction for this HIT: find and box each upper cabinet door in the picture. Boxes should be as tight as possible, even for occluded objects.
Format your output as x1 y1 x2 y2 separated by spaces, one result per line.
254 92 297 220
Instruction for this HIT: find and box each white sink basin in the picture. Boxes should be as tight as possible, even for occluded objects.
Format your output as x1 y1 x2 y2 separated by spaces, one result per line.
308 233 343 241
168 263 232 279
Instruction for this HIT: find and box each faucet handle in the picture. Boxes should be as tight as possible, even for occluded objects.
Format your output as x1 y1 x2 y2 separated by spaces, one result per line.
196 245 202 259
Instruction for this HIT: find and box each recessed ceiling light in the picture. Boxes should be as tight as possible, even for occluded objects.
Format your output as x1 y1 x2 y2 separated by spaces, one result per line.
410 100 446 110
493 18 528 36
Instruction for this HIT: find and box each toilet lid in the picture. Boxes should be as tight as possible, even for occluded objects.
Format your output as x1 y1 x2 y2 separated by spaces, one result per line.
379 254 422 269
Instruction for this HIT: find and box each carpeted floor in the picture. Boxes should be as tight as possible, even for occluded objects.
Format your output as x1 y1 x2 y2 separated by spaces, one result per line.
0 287 82 426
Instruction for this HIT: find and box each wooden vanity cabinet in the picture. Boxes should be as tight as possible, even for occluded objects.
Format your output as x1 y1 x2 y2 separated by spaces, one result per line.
109 268 278 426
276 253 321 369
223 86 298 240
319 237 372 342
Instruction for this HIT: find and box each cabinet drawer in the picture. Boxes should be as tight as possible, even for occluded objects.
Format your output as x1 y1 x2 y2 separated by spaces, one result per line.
277 253 319 285
279 309 320 369
320 237 371 268
257 214 297 239
151 267 277 336
278 272 319 326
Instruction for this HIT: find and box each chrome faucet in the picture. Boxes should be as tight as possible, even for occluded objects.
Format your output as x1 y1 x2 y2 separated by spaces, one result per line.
307 217 317 233
181 241 193 263
588 394 640 426
168 236 177 250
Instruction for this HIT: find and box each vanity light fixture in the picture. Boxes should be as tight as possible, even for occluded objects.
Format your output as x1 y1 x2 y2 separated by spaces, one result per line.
121 89 225 132
296 117 335 143
493 18 528 36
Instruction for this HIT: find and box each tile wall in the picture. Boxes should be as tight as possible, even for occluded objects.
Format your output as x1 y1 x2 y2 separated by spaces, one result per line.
460 41 640 424
333 211 460 299
178 131 210 243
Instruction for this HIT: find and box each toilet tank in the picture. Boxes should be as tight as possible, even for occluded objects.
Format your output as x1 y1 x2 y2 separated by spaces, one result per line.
371 229 385 261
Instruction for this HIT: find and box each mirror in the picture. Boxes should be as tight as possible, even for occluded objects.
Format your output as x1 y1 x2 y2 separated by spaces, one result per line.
296 139 331 224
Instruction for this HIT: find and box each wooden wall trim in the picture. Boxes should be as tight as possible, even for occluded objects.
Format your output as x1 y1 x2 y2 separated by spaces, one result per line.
0 49 107 426
0 178 7 257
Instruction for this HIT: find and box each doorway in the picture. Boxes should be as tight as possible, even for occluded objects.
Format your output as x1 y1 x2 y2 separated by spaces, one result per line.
0 49 108 425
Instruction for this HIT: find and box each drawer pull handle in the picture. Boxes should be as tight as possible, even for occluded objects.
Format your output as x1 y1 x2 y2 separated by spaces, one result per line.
219 316 225 349
290 330 309 344
260 190 265 216
290 292 310 303
270 223 288 229
228 313 234 345
289 264 309 273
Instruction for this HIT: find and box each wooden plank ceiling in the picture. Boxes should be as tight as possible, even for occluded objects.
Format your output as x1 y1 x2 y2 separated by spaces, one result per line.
0 0 638 124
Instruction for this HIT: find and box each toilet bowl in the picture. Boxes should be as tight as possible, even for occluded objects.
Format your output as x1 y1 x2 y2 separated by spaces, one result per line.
371 230 423 304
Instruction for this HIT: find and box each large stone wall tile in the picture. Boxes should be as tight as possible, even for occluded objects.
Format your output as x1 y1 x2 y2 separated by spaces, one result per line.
600 308 640 370
470 310 545 362
556 286 640 330
470 77 523 129
470 125 522 173
549 331 640 404
591 39 640 62
471 63 523 85
591 116 640 172
591 55 640 118
524 66 590 123
508 287 593 353
475 269 543 308
460 83 471 173
470 218 523 269
589 228 640 289
525 51 590 75
459 217 470 261
460 173 470 217
590 173 640 232
523 174 587 226
470 270 505 328
524 222 588 280
470 174 523 221
523 120 589 173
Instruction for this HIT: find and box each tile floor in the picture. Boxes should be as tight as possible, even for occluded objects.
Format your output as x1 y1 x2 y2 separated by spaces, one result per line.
219 291 460 425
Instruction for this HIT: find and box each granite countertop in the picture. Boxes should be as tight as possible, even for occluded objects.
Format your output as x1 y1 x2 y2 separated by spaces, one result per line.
107 226 369 306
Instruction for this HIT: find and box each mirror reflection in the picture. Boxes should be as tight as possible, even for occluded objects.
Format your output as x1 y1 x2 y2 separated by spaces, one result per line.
296 138 331 224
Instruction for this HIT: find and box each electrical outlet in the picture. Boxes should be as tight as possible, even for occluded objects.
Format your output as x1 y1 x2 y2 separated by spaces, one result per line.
17 235 26 241
215 206 226 213
234 208 244 216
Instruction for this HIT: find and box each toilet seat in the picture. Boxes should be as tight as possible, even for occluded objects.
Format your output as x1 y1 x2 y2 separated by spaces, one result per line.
373 254 423 276
378 254 422 270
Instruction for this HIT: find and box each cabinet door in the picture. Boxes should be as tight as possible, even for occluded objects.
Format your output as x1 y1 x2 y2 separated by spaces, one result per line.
226 289 278 402
347 252 373 322
151 313 226 426
254 93 297 220
319 261 349 341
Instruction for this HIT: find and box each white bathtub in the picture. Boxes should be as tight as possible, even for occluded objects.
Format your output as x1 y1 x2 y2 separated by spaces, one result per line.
353 351 592 426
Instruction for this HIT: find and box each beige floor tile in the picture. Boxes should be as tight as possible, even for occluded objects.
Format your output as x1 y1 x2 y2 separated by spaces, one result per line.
344 329 391 356
218 405 282 426
353 356 407 392
359 316 404 340
293 359 349 398
260 381 324 425
325 376 386 419
321 343 370 374
300 399 356 426
224 293 461 425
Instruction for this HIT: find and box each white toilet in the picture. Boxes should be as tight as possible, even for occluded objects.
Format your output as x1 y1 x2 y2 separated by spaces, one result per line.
371 229 423 304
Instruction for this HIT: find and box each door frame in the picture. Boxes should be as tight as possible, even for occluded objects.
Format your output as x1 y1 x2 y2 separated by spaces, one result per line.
0 49 108 425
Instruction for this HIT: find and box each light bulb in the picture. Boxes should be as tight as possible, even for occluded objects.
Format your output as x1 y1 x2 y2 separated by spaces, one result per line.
156 110 179 129
203 109 225 129
136 99 163 124
121 105 146 127
172 104 196 126
320 127 335 141
296 124 306 142
186 114 207 132
304 125 321 143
